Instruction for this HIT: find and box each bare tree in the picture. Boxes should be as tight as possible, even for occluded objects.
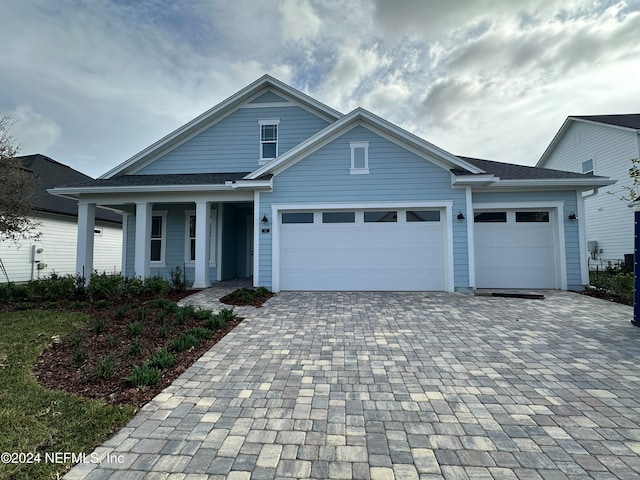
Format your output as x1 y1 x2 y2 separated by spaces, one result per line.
0 116 39 241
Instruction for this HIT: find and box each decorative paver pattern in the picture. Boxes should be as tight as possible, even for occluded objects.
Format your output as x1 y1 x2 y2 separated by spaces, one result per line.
65 288 639 479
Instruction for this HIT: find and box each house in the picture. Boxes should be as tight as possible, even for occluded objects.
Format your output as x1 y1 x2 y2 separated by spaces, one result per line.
0 154 122 283
537 115 640 268
50 76 613 292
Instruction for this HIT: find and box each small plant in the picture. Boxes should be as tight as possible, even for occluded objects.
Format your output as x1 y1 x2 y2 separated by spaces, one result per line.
69 334 83 349
221 287 273 306
95 356 114 379
204 314 225 330
611 273 633 303
15 302 36 310
194 308 213 321
106 334 118 349
187 327 211 341
72 349 85 366
157 324 170 339
88 272 123 301
144 276 172 297
150 298 173 309
255 286 271 297
93 318 106 334
176 304 195 324
114 307 128 320
68 300 88 310
128 339 142 357
169 333 200 352
124 362 162 386
43 301 59 310
127 321 142 337
95 299 112 310
218 308 237 322
137 308 148 322
148 348 175 370
123 276 146 297
169 266 186 291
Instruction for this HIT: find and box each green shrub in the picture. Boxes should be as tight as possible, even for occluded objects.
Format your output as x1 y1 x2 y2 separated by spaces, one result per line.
68 300 88 310
93 318 106 334
88 272 123 301
255 286 271 297
611 273 634 302
169 333 200 352
123 276 146 297
95 299 112 310
150 298 173 309
157 325 170 339
106 334 118 349
194 308 213 321
15 301 36 310
72 349 85 366
204 314 225 330
144 276 171 297
169 266 186 291
125 362 162 386
43 273 77 299
187 327 211 341
176 304 195 324
43 301 59 310
218 308 237 322
128 339 142 357
7 283 29 302
95 356 114 379
148 348 175 370
69 334 83 349
127 321 142 337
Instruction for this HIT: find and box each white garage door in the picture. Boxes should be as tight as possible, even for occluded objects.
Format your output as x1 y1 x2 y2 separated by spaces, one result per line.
279 209 445 291
474 210 558 289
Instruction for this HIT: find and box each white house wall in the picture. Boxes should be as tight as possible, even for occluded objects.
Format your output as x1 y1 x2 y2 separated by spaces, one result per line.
0 214 122 283
543 121 639 264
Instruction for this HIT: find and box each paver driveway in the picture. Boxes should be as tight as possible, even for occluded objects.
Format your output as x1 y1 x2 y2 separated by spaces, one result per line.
65 289 640 480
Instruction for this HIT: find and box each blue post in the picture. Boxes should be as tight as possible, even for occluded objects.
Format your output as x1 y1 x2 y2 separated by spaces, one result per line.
634 209 640 326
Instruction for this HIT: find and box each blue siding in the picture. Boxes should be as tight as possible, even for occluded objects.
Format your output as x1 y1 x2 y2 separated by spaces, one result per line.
136 106 331 174
472 190 582 288
250 91 287 103
257 125 470 289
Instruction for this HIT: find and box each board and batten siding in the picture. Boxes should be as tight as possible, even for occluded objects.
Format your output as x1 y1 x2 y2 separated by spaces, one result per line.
257 125 469 290
0 214 122 283
135 98 331 175
472 190 582 289
543 121 640 263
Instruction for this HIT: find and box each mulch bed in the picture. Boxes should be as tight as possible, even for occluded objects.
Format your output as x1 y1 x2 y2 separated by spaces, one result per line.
578 288 633 306
24 292 242 408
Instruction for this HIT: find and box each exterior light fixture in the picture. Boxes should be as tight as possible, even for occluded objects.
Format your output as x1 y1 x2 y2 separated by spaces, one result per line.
568 212 577 221
261 215 269 224
457 211 465 220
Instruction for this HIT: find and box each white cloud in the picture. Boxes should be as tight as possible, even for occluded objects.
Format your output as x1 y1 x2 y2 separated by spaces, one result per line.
280 0 322 41
7 105 61 155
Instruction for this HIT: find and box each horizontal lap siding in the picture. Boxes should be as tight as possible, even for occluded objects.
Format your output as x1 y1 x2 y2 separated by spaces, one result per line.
544 122 638 261
136 104 330 174
472 190 581 288
258 125 469 289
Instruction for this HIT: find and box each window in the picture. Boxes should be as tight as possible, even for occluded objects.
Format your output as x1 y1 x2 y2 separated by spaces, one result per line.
259 119 279 161
350 141 369 174
282 212 314 224
364 211 397 222
516 211 549 223
474 212 507 223
322 212 355 223
185 211 217 265
150 214 166 263
407 210 440 222
582 159 594 175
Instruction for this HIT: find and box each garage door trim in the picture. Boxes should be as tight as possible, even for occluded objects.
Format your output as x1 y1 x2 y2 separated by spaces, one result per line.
472 201 567 289
271 201 455 292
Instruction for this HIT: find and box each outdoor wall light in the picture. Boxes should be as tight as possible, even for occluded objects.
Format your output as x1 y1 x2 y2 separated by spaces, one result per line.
261 215 269 224
457 211 465 220
568 211 577 221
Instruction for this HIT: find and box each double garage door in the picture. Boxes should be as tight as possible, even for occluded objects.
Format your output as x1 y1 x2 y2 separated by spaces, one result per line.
279 208 446 291
474 209 559 289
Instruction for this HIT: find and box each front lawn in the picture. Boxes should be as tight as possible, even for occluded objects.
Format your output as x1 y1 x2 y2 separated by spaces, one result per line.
0 310 135 480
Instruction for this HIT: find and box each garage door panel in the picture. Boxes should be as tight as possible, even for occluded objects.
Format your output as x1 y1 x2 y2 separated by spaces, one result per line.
279 209 445 291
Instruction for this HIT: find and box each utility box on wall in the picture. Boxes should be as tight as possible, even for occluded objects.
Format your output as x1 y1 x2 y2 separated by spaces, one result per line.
31 245 44 263
587 241 598 254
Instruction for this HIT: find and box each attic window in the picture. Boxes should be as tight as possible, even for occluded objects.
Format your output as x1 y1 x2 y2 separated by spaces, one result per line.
259 119 279 163
582 159 594 175
350 141 369 175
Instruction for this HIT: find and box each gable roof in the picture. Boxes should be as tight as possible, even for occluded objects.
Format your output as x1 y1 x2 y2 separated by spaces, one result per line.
537 114 640 167
100 75 343 179
245 107 486 179
16 154 121 223
457 157 604 180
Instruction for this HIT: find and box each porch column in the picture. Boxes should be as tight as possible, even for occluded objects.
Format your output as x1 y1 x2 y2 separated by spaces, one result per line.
76 202 96 282
121 212 129 276
193 200 211 289
134 202 152 279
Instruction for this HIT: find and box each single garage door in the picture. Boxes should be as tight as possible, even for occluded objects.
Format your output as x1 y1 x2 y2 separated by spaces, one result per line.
474 210 558 289
279 209 445 291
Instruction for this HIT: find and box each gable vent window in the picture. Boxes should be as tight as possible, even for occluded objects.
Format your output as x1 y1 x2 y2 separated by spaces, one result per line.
582 159 594 175
259 119 279 163
350 141 370 175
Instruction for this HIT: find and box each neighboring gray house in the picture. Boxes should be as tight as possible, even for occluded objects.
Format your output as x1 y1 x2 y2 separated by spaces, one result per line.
537 115 640 268
51 76 612 291
0 154 122 283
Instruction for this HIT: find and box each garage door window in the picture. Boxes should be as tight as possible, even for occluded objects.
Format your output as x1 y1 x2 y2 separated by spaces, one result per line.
282 212 314 224
322 212 355 223
364 211 397 222
407 210 440 222
474 212 507 223
516 211 549 222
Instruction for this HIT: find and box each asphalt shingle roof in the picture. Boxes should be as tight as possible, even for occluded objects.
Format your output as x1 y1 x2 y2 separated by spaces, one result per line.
61 172 254 188
17 154 121 223
571 114 640 130
455 156 608 180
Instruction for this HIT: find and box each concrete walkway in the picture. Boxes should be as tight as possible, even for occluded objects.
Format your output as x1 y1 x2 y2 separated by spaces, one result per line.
65 289 640 480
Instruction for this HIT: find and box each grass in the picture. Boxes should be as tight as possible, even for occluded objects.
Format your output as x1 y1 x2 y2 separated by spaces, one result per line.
0 310 135 480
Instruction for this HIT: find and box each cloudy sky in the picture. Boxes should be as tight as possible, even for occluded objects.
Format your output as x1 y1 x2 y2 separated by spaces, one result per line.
2 0 640 178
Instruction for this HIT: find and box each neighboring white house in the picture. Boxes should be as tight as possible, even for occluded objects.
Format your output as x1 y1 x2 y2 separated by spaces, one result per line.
537 114 640 269
0 154 123 283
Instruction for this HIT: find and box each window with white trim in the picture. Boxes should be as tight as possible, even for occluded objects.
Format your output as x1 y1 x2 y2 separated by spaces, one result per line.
259 119 279 162
150 212 167 264
184 210 218 265
581 159 594 175
350 141 369 174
